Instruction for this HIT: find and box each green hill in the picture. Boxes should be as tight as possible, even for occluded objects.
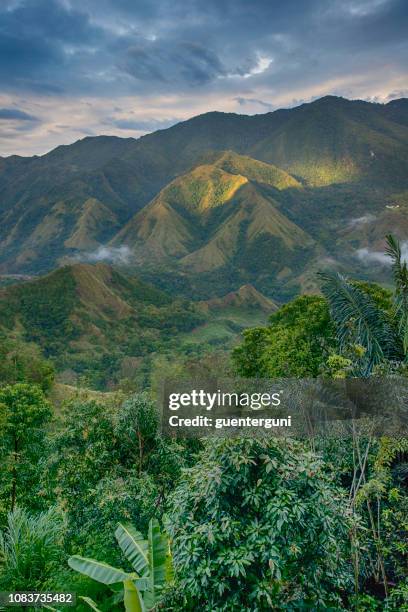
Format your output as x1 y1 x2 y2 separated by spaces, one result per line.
200 150 302 190
113 152 313 286
200 284 278 312
0 263 205 387
0 96 407 296
0 262 277 388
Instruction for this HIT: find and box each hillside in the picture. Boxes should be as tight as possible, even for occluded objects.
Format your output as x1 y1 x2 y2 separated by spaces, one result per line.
200 150 302 190
0 263 205 387
201 284 278 312
0 96 407 298
113 152 314 290
0 263 275 388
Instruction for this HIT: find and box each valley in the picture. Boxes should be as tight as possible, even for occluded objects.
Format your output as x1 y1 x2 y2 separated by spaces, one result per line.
1 95 408 388
0 263 271 388
0 96 407 292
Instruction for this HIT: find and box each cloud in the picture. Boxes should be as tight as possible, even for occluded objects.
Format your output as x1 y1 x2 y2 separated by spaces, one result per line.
348 214 377 228
387 89 408 100
2 0 407 97
234 97 275 110
86 245 132 264
1 0 408 154
82 245 133 264
233 56 273 79
356 247 390 265
356 241 408 265
67 245 133 265
118 40 227 86
0 107 38 121
0 104 41 142
106 116 178 131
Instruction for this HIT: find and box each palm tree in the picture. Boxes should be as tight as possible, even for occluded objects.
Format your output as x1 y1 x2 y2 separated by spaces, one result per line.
319 237 408 600
319 234 408 376
386 234 408 355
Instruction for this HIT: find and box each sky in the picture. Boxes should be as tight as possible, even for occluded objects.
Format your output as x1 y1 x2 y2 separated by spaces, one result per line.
0 0 407 156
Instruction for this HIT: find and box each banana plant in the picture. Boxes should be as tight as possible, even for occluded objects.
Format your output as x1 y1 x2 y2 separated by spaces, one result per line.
68 518 173 612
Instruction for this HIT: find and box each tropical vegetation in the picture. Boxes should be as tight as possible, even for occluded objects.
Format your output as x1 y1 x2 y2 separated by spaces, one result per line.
0 237 407 610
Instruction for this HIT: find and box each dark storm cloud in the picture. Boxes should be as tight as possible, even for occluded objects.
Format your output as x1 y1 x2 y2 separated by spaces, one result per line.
0 108 38 121
0 0 405 97
0 0 107 93
1 0 408 155
119 41 226 85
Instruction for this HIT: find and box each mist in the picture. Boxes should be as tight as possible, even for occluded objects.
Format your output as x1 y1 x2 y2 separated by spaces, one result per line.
356 241 408 266
348 214 376 228
74 245 132 265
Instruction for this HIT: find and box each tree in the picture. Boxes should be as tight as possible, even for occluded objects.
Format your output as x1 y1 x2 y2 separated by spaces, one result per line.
114 393 160 477
0 383 51 519
166 438 353 610
68 519 173 611
0 337 55 391
319 235 407 376
48 394 187 564
233 295 336 378
318 236 408 605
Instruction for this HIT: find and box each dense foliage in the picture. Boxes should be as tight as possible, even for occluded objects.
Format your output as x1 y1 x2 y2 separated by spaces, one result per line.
167 438 353 610
0 337 55 391
233 295 336 377
0 507 65 592
0 383 51 521
47 394 188 566
0 237 407 610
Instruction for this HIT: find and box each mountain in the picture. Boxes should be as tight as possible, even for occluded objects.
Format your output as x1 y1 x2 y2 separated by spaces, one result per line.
201 284 278 313
121 95 408 188
112 151 311 274
0 263 205 387
248 96 408 186
109 151 315 299
1 95 408 298
0 263 275 388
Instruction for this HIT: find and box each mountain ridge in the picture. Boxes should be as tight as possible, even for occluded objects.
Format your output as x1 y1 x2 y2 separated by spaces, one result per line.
2 95 407 162
111 152 312 275
1 95 408 300
0 262 206 386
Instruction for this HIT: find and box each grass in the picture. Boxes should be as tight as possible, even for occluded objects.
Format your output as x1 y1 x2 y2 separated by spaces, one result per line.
180 307 270 346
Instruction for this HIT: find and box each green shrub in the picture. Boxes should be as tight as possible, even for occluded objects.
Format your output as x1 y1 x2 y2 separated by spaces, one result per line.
0 507 64 591
167 438 353 611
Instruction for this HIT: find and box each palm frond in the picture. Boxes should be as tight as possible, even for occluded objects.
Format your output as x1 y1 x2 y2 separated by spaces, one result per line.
385 233 402 281
385 234 408 355
319 271 398 375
